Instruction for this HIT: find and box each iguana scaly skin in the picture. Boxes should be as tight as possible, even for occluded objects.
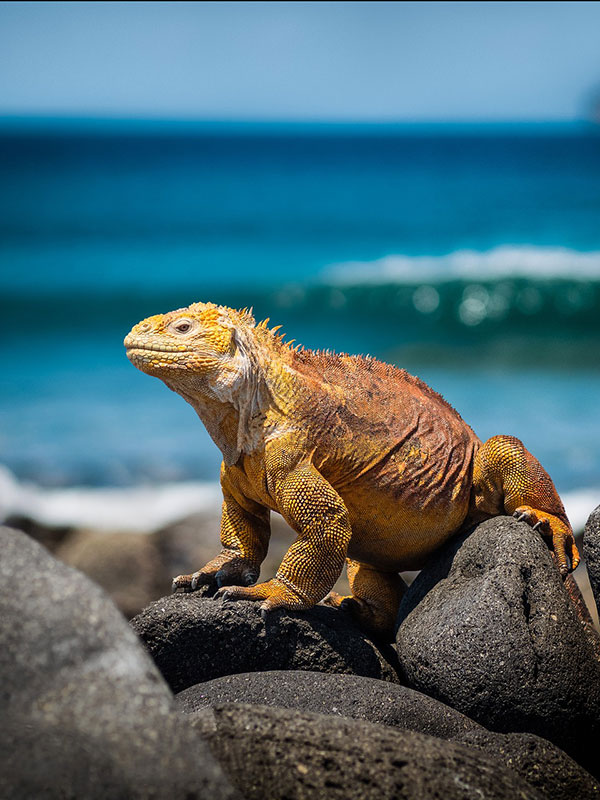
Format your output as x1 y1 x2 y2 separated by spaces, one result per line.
124 302 579 639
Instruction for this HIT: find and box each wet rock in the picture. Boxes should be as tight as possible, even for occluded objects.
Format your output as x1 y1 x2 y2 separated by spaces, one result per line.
178 670 598 800
190 703 545 800
583 504 600 617
395 515 600 775
0 526 239 800
131 592 400 693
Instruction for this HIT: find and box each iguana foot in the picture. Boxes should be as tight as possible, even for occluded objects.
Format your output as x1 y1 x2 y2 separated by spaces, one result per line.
172 554 259 594
473 436 579 578
323 591 396 641
215 577 309 617
513 505 580 576
323 560 406 642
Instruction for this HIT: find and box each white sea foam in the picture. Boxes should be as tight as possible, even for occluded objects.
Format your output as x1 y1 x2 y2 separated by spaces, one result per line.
0 465 221 533
561 489 599 536
0 464 597 535
323 246 600 285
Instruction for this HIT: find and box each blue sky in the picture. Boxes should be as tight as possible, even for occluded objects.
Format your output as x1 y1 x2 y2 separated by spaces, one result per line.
1 1 600 121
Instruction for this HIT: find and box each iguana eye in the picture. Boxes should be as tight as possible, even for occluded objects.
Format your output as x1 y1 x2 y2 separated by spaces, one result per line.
173 319 193 334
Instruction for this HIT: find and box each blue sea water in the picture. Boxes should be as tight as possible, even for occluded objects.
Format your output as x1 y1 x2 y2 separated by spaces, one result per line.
1 119 600 505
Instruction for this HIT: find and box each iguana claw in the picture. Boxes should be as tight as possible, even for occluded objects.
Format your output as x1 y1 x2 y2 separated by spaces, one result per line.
214 577 309 612
172 575 203 593
512 505 580 575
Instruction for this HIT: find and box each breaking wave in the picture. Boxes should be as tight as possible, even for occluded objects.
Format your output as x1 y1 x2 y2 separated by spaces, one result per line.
5 246 600 335
0 465 221 533
0 464 596 535
323 246 600 285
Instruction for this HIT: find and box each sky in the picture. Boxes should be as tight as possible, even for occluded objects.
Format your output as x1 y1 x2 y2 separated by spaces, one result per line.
1 1 600 121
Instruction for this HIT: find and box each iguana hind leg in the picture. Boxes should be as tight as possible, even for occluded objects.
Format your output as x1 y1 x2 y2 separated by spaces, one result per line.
471 435 580 575
324 559 406 642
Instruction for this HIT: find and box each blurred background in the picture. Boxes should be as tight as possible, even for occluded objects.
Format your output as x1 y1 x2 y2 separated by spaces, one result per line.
1 1 600 543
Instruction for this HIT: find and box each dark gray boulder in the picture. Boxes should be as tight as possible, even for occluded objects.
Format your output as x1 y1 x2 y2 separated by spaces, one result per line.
0 526 239 800
584 503 600 616
130 591 400 692
191 703 546 800
177 670 599 800
177 669 480 737
395 515 600 775
458 729 599 800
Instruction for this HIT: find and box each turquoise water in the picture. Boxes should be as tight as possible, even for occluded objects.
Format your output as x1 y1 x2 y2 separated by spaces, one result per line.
1 120 600 494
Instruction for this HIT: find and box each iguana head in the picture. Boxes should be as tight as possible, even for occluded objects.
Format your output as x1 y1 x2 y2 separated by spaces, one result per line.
124 301 257 389
125 301 296 462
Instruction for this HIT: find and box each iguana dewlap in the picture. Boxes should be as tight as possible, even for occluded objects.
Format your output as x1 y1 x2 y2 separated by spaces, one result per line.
124 302 579 638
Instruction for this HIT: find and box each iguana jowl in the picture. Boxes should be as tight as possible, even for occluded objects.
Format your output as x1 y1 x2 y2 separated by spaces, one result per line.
124 302 579 638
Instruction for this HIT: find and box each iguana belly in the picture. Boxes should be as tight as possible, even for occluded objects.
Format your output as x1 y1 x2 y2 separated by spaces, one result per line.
342 485 470 571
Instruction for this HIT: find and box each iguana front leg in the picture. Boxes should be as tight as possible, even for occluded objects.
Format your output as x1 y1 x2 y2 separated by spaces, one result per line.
216 463 352 615
172 487 270 593
471 435 580 575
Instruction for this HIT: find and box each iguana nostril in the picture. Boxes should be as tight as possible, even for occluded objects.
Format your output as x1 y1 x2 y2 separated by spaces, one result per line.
138 322 151 332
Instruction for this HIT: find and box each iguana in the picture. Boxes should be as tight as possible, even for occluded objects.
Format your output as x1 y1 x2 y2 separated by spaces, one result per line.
124 301 579 639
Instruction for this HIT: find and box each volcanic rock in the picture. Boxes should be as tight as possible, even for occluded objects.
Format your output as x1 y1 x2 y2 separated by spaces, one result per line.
131 591 400 692
0 526 239 800
395 515 600 775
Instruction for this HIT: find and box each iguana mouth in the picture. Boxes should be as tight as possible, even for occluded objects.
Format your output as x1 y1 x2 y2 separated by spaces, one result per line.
123 333 192 354
126 344 191 354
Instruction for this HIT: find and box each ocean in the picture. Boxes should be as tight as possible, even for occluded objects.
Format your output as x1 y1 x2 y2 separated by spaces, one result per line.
1 120 599 529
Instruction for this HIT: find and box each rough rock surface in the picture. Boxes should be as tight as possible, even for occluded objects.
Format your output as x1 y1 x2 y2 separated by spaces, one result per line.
396 515 600 774
0 526 239 800
177 670 598 800
131 592 400 692
584 504 600 617
177 669 479 737
191 702 545 800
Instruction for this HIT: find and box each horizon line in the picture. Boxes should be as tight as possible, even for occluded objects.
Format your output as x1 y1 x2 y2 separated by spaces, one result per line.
0 114 598 135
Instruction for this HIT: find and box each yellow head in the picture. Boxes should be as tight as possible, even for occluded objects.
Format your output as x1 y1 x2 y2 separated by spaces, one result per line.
124 301 255 389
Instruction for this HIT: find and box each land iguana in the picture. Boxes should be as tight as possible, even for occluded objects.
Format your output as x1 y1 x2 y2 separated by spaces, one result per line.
124 301 580 639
